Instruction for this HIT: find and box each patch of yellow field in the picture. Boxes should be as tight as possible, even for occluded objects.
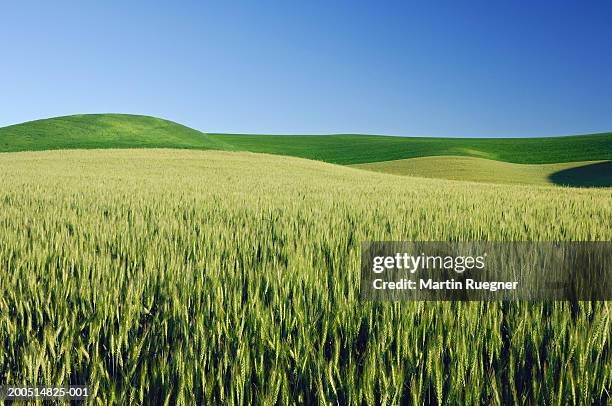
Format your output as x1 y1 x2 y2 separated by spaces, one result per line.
352 155 608 186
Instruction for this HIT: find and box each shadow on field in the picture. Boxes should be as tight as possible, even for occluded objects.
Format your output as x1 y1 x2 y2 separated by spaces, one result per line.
549 161 612 187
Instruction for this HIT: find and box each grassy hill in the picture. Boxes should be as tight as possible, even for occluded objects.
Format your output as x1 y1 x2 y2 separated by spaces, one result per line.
0 114 233 152
1 114 611 165
1 113 610 186
353 156 612 187
206 131 612 165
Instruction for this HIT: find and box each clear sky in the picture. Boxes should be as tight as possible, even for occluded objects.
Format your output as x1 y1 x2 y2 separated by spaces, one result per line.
2 1 611 137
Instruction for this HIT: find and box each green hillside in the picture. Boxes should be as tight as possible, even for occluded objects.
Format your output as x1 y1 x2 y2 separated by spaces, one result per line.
207 131 612 165
0 114 232 152
353 156 612 187
1 114 611 165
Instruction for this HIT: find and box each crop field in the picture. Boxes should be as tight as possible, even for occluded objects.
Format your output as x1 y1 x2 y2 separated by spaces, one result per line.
352 156 612 186
0 149 610 404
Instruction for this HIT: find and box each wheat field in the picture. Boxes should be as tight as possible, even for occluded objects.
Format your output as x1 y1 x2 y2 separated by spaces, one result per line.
0 149 610 404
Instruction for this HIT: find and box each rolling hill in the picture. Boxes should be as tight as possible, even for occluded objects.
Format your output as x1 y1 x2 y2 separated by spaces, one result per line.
2 114 611 164
1 114 610 186
205 131 612 165
0 114 233 152
352 156 612 187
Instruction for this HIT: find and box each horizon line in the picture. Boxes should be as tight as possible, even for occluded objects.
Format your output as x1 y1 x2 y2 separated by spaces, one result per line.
2 112 611 140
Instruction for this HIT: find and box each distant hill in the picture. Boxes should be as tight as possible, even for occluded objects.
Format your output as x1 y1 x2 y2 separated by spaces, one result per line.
1 114 611 166
352 156 612 187
205 131 612 165
0 114 232 153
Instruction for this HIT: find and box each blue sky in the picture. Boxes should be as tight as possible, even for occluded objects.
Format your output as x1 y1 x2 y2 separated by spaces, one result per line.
2 1 611 137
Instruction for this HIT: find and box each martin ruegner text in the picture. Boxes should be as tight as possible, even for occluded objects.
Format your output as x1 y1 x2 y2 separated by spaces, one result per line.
372 278 518 291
